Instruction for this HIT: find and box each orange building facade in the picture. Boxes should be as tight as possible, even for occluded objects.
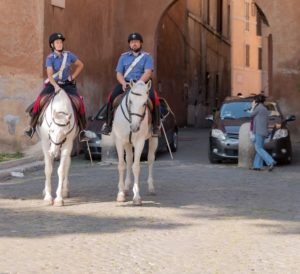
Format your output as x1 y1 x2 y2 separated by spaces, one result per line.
231 0 270 96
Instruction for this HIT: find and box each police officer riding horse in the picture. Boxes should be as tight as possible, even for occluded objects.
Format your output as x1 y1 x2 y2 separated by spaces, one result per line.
101 32 161 136
24 32 86 138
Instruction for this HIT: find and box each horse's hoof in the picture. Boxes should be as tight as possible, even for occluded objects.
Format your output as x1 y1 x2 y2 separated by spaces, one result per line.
62 191 70 198
133 198 142 206
54 199 64 207
148 188 156 196
116 193 126 202
43 198 53 206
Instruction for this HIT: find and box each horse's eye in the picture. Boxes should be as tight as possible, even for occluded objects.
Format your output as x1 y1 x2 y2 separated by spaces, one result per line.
129 100 132 105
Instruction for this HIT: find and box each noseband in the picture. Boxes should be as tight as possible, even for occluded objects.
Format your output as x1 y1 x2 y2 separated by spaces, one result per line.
121 89 147 125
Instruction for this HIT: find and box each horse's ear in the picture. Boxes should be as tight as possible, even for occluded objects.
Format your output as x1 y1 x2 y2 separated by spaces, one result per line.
129 79 135 89
147 80 152 91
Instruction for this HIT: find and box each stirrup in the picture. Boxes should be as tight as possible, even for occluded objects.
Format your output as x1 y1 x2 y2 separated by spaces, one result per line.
24 127 35 138
78 130 88 142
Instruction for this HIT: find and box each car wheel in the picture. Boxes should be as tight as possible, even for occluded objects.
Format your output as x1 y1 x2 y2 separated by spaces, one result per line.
208 145 220 164
278 155 292 165
170 131 178 152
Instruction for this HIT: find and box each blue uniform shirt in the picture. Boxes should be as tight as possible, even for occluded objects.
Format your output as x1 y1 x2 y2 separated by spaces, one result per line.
115 50 153 81
46 51 78 81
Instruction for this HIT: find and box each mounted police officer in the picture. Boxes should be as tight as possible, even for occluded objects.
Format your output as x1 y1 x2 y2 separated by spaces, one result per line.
101 32 161 136
24 32 85 138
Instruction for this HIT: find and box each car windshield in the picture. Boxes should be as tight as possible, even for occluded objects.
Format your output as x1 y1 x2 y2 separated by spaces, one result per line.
220 101 281 120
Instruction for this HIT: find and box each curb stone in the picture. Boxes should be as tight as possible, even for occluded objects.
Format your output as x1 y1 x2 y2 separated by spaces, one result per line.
0 157 44 182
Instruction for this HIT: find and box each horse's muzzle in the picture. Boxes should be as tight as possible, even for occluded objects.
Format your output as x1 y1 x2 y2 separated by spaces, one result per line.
130 124 140 132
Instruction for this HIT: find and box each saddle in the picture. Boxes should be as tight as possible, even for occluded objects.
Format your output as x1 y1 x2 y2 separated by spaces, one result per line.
26 93 83 126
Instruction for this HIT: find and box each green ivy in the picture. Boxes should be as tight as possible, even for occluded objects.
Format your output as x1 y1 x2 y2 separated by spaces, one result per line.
0 152 23 163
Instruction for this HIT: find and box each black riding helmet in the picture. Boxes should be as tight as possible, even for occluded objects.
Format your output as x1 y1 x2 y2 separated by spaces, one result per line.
49 32 65 49
128 32 143 43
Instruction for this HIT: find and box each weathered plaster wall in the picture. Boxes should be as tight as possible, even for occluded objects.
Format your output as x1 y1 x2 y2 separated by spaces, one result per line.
256 0 300 137
44 0 118 118
0 0 44 152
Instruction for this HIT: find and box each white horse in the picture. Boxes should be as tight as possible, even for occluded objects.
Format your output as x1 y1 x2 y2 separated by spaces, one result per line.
113 80 158 205
36 89 78 206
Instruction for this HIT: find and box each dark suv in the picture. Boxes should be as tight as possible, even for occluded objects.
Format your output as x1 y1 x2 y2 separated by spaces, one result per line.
207 96 296 164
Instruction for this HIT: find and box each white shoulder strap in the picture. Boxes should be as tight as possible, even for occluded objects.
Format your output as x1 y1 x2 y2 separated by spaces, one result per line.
44 52 68 84
124 53 145 79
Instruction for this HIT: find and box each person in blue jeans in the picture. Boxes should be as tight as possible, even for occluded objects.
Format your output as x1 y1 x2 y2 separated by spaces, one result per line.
250 94 276 171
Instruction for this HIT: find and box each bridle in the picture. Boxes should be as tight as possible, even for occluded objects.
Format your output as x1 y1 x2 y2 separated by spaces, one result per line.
121 88 147 126
45 92 76 147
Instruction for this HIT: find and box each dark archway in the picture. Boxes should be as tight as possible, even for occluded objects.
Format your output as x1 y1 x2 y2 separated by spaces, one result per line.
155 0 231 127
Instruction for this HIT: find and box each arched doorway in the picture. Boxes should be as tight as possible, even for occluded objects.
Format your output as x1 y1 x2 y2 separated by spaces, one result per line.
156 0 231 127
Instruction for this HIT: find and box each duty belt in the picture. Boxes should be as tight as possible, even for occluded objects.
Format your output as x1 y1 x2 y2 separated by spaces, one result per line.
57 80 68 85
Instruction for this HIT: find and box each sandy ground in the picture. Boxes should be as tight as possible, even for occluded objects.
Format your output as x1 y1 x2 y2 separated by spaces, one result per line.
0 129 300 274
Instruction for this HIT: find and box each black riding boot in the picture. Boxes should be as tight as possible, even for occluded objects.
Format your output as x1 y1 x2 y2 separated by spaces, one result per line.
101 102 113 135
152 105 161 137
78 112 87 131
24 112 39 138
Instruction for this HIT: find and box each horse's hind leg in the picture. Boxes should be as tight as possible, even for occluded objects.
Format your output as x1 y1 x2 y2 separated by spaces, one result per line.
116 142 126 202
124 144 133 196
147 137 158 195
43 152 53 205
132 140 145 205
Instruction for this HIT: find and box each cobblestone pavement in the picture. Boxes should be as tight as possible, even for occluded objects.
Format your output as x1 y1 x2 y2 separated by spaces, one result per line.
1 129 300 274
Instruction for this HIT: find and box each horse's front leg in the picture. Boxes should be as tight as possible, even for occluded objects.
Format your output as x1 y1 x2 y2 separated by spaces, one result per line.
132 140 145 205
116 142 126 202
147 137 158 195
43 149 54 205
61 149 71 198
124 144 133 196
54 151 70 206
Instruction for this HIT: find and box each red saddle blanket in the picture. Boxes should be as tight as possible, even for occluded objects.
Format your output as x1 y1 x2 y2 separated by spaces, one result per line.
26 93 85 125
